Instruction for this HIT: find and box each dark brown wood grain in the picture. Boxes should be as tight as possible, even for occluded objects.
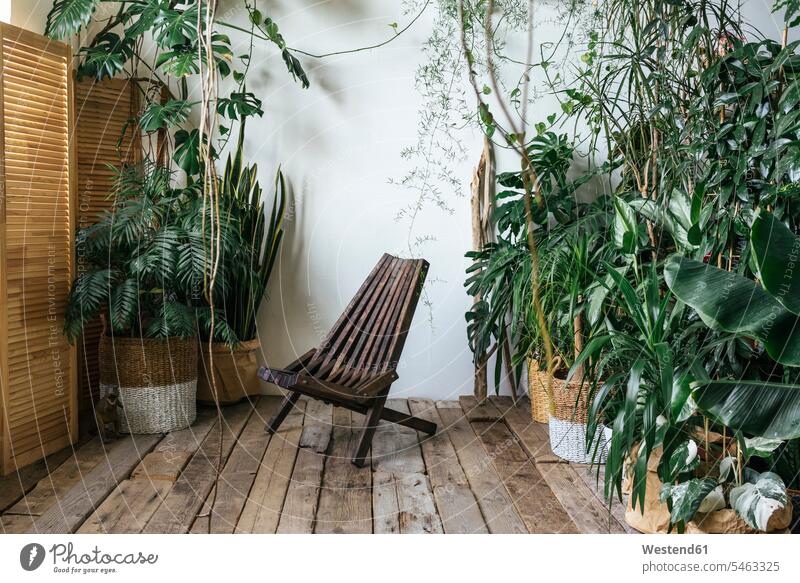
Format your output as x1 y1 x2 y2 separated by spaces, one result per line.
260 254 434 465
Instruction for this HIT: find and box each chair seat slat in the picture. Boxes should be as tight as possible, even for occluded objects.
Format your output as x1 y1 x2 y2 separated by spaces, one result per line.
311 254 396 375
305 253 392 374
323 256 402 381
337 260 419 387
260 252 434 467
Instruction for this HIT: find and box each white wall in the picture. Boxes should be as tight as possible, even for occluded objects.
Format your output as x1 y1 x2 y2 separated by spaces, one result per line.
9 0 49 33
237 0 580 399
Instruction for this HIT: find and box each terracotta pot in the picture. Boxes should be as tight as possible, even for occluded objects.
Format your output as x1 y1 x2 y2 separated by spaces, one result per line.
197 338 262 405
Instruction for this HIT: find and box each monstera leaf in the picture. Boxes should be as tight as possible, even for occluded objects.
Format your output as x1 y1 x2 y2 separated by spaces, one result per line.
730 472 788 531
77 32 134 80
660 478 718 530
45 0 99 39
140 100 192 132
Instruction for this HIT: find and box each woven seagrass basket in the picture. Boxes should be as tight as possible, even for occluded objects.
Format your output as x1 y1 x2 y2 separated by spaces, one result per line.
99 335 197 434
542 361 609 464
527 359 551 423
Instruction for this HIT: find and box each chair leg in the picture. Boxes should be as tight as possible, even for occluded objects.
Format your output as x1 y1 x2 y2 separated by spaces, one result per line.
380 406 437 435
351 395 388 467
266 392 301 434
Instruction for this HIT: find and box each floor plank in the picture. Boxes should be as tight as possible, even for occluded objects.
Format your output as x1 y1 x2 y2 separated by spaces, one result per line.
235 401 306 533
314 407 372 534
459 395 505 422
408 398 488 534
77 479 174 534
0 445 77 513
33 434 163 534
191 398 280 533
471 419 579 533
7 438 115 516
143 402 254 533
0 513 37 534
371 400 441 534
2 398 640 535
276 400 332 534
436 405 527 534
496 396 629 533
497 396 564 464
574 463 636 534
78 408 219 533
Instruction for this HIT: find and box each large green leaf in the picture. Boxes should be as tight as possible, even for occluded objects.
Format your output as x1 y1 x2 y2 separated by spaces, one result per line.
45 0 99 39
173 129 201 175
613 197 637 253
77 32 134 80
664 255 800 365
751 210 800 314
140 99 192 132
692 379 800 440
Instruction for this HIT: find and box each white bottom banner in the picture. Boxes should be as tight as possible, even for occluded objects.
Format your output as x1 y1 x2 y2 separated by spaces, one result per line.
1 534 799 582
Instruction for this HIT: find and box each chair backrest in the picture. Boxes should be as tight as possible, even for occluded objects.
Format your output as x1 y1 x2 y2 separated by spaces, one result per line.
305 253 428 389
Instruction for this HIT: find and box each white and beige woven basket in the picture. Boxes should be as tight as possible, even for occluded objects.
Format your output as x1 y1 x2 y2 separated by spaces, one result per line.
547 369 609 464
99 335 197 434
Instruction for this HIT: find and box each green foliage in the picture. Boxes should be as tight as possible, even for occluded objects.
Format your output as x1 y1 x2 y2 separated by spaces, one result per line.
173 129 202 176
665 255 800 366
45 0 98 39
201 126 286 342
46 0 310 183
217 91 264 121
65 162 199 341
76 32 135 80
559 0 800 531
660 478 719 533
465 129 612 393
774 0 800 27
139 100 193 133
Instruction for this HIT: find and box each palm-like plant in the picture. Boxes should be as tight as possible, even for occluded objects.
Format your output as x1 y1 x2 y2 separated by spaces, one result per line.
65 161 203 341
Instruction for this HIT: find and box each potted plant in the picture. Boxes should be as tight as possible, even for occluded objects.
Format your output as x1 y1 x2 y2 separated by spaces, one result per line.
65 162 204 434
466 129 615 461
194 126 286 405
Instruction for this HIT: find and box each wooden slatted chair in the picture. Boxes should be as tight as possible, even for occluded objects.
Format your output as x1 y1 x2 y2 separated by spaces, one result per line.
258 253 436 467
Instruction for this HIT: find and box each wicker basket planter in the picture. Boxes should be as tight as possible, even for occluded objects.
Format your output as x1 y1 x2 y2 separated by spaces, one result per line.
547 367 609 464
99 335 197 434
527 360 550 423
197 338 262 405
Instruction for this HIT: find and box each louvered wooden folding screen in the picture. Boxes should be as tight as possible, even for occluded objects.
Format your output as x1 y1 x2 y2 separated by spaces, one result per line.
0 23 76 475
74 77 139 417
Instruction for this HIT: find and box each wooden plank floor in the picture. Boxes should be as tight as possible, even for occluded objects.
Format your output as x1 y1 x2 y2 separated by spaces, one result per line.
0 396 630 534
